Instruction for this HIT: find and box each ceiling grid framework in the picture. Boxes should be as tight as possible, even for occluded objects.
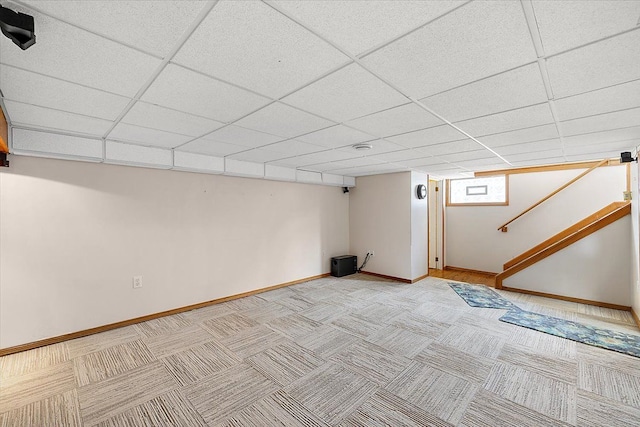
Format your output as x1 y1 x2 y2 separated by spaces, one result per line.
0 0 638 183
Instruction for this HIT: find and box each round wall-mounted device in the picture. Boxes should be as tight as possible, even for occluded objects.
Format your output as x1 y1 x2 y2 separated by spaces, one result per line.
416 184 427 199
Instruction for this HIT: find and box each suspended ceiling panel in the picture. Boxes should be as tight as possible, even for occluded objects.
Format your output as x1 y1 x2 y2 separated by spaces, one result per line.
271 0 465 56
140 64 270 123
1 0 638 181
345 103 443 138
420 63 548 123
361 0 537 98
172 0 350 98
0 7 161 97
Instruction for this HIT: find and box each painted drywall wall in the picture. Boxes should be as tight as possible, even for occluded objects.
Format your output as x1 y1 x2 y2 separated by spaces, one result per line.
0 156 350 348
411 171 428 280
503 216 631 306
349 172 411 280
349 171 428 281
446 165 627 273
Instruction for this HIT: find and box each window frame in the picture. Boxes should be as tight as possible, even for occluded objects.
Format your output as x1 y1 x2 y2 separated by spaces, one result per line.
446 175 509 207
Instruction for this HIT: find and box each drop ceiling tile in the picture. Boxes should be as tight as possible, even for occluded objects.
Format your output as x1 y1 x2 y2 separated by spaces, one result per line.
362 0 537 98
511 157 566 167
561 107 640 136
420 64 548 122
532 0 640 55
336 139 405 156
330 164 408 176
173 151 224 174
296 125 374 148
281 63 408 122
554 79 640 121
421 168 467 178
4 101 112 136
505 149 565 163
272 0 465 56
328 157 386 168
282 149 359 167
122 102 224 137
547 31 640 98
172 0 350 98
564 139 637 157
368 149 427 163
225 159 265 178
387 125 467 148
473 163 512 172
234 103 335 138
227 148 289 163
437 149 497 163
176 138 247 157
22 1 208 57
0 8 160 97
203 125 283 149
413 163 462 172
0 65 130 120
263 140 326 156
300 161 349 172
106 140 172 167
346 103 443 137
108 123 192 148
478 124 559 148
395 157 447 168
141 64 270 123
455 103 555 136
494 138 562 156
453 157 510 169
563 126 640 147
12 128 102 159
414 139 482 157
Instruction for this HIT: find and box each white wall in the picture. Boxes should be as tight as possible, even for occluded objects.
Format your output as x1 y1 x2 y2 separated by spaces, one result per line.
0 156 350 348
349 172 411 280
411 171 428 279
349 171 428 281
446 165 627 273
503 216 631 306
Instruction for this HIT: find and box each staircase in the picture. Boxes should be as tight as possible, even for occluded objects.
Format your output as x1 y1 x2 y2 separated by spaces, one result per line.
496 201 631 289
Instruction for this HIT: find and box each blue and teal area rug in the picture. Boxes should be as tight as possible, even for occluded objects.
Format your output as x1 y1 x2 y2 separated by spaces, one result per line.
449 282 518 310
448 282 640 358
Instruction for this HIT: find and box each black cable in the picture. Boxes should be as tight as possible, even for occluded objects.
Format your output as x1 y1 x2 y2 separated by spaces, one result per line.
357 252 371 272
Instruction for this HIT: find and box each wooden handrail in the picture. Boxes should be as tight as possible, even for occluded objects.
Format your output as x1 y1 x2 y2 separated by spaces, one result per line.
503 201 629 270
496 202 631 288
497 159 609 231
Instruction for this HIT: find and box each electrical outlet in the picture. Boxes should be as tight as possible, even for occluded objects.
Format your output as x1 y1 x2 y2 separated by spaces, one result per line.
369 250 375 256
133 275 143 289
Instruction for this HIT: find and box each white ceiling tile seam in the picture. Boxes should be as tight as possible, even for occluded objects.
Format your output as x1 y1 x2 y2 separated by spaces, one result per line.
100 1 220 141
264 0 513 167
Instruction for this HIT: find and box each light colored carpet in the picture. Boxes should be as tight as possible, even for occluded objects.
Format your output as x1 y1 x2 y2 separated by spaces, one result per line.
1 274 639 426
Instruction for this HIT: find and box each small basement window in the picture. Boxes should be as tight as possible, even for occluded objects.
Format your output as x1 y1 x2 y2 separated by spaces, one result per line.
446 175 508 206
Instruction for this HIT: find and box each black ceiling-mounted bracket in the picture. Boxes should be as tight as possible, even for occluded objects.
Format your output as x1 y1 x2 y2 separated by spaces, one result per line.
0 5 36 50
0 152 9 167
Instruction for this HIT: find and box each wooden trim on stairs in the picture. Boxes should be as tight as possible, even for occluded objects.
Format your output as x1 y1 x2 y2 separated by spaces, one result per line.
497 159 609 231
503 202 629 270
496 202 631 288
500 286 631 311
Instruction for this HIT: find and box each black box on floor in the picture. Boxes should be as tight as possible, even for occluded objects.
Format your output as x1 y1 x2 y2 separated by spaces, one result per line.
331 255 357 277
